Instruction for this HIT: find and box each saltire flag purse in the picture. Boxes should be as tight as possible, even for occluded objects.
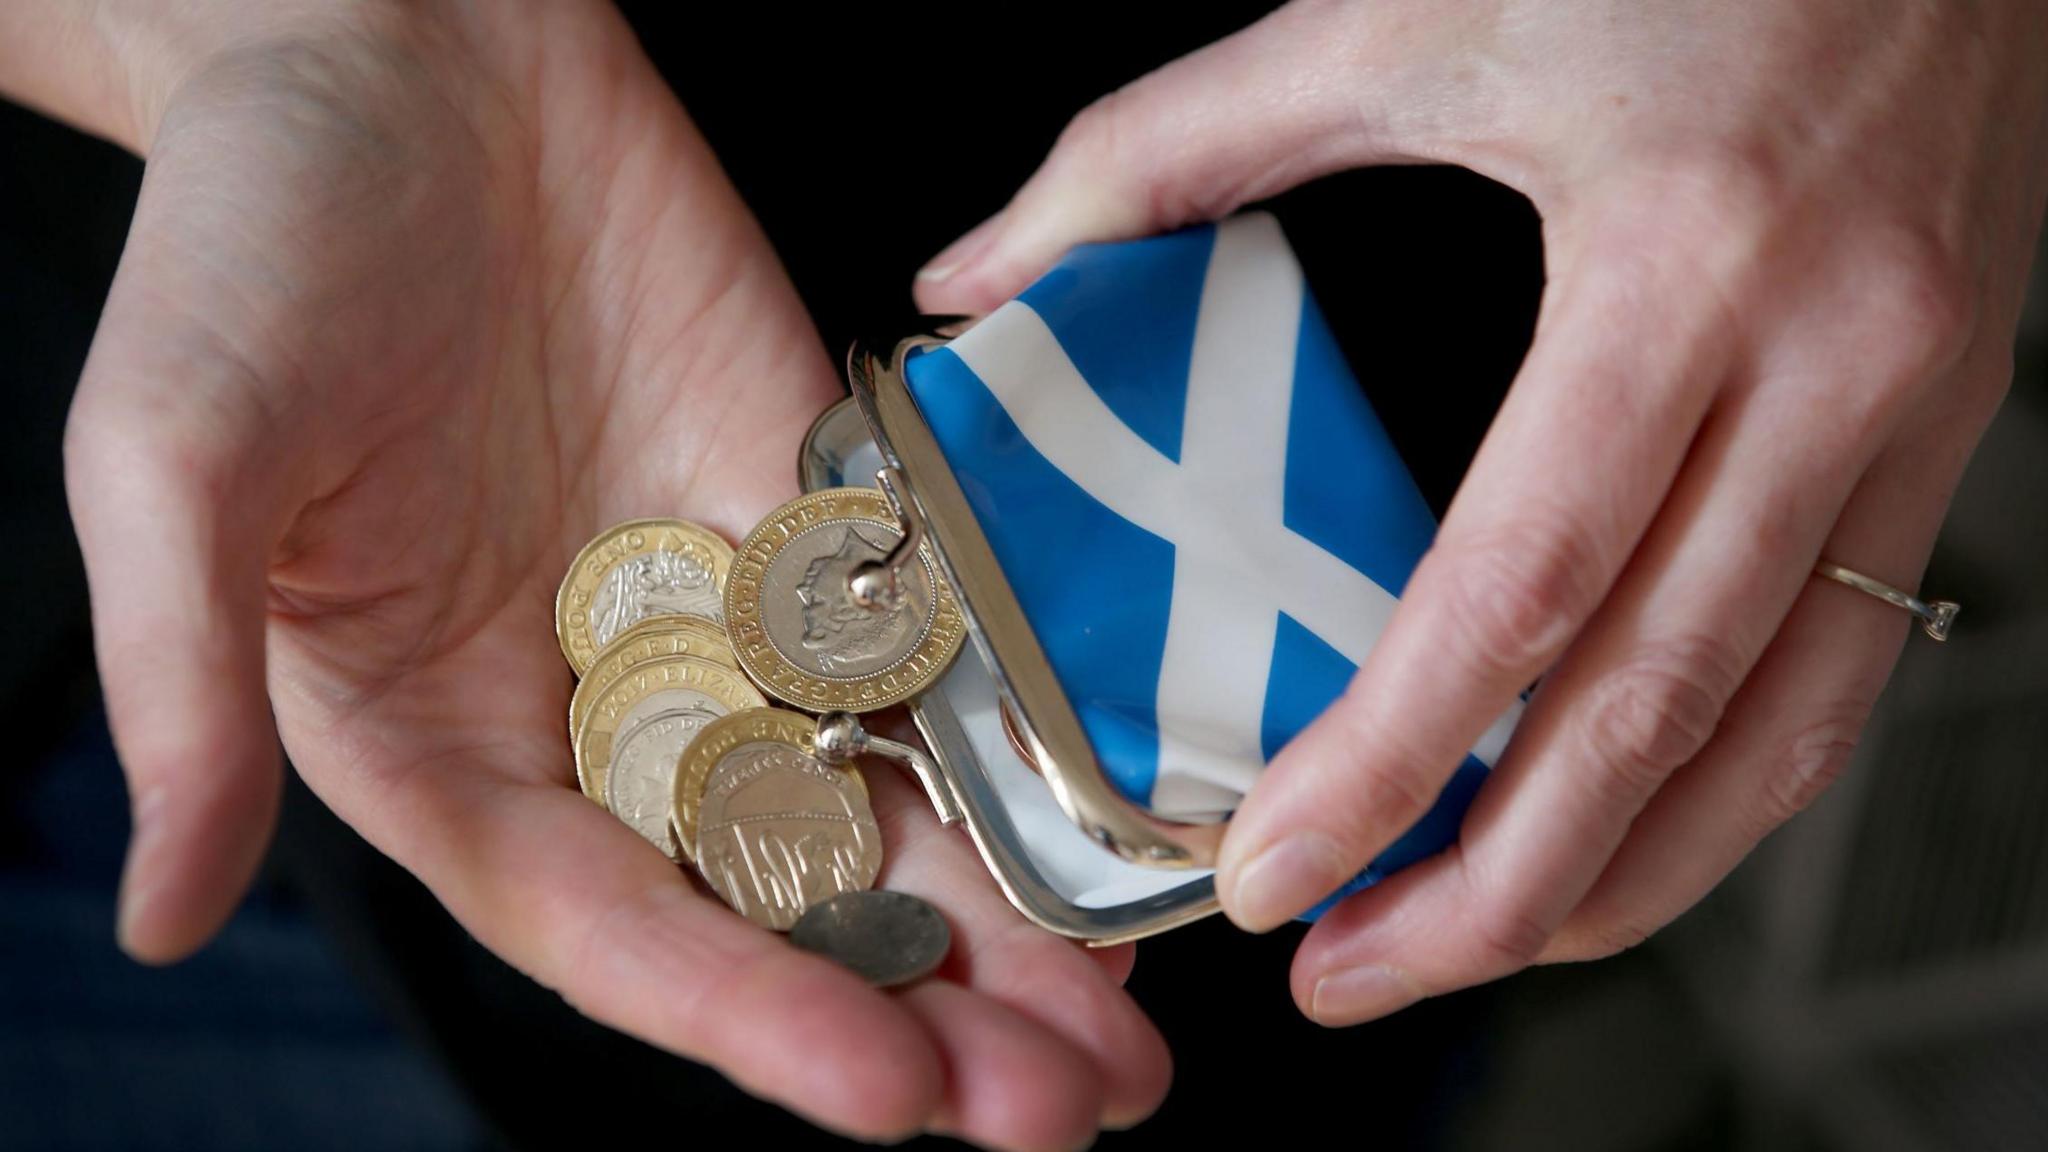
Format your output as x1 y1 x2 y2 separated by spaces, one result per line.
802 213 1523 943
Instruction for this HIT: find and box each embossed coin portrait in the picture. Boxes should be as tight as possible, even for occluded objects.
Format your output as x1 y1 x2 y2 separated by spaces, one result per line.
589 545 720 644
771 524 929 677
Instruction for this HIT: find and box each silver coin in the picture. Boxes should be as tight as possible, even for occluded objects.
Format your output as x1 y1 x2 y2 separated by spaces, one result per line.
590 545 724 645
604 696 723 858
693 742 883 931
760 519 935 680
789 891 951 988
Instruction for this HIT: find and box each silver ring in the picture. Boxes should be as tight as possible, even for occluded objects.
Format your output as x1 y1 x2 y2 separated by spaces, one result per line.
1814 560 1959 641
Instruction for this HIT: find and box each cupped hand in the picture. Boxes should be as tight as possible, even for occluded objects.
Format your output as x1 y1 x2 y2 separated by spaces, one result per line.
57 2 1165 1144
915 0 2048 1023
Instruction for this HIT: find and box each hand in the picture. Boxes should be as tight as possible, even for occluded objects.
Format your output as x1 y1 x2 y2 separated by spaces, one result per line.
39 2 1166 1144
914 0 2048 1023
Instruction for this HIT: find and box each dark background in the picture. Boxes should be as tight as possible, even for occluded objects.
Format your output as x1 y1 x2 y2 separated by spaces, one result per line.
5 4 2045 1149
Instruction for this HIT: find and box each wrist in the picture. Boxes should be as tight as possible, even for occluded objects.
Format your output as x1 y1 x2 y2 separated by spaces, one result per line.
0 0 427 155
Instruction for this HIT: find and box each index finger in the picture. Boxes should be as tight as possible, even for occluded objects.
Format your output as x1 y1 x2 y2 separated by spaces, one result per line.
1216 221 1738 930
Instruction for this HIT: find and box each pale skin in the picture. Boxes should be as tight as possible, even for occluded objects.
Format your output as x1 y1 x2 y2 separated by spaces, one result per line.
6 0 2045 1146
916 0 2048 1027
2 2 1166 1149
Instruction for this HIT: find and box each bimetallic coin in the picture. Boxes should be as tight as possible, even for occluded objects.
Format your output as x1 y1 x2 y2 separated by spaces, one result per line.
611 611 740 659
574 654 765 860
790 891 951 988
725 488 966 713
569 614 736 741
557 519 734 675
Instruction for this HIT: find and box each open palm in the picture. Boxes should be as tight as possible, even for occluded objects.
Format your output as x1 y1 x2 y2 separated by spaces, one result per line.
62 4 1164 1145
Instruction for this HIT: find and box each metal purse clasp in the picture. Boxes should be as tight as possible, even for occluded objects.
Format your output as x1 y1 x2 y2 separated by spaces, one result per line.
813 709 962 827
846 467 926 614
851 332 1228 868
798 326 1226 945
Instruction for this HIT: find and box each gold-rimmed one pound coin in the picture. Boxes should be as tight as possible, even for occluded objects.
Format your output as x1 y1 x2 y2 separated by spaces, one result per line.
569 614 737 741
574 654 765 860
557 519 734 676
672 707 883 931
724 488 966 714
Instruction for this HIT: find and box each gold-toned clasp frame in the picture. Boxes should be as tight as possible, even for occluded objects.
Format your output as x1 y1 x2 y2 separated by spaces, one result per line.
797 326 1228 944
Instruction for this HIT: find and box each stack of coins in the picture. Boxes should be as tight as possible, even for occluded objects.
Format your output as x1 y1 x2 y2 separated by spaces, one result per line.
557 519 766 861
554 489 962 985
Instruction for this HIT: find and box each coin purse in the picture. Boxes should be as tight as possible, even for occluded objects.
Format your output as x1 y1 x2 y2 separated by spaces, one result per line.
804 213 1524 944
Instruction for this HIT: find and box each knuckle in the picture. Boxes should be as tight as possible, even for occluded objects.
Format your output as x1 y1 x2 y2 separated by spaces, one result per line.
1054 89 1134 177
554 881 670 1002
1624 141 1787 245
62 387 150 482
1745 702 1870 834
1433 518 1606 682
1319 686 1446 829
1742 494 1814 566
1466 896 1554 972
1056 86 1210 226
60 409 109 504
1352 755 1447 832
1849 228 1977 383
66 400 233 513
556 881 736 1032
66 342 282 519
1560 916 1657 963
1576 636 1744 806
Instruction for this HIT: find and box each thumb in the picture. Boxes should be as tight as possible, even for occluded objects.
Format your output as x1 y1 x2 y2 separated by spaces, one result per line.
65 277 294 964
913 0 1489 312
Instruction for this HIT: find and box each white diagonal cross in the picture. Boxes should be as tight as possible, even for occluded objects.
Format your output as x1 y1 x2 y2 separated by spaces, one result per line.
949 215 1519 817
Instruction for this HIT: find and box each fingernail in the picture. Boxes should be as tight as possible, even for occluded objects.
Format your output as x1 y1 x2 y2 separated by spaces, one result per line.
916 211 1004 284
1226 832 1346 933
116 785 169 955
1310 964 1424 1026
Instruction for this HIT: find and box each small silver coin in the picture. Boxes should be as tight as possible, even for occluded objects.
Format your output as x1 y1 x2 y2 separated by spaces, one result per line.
605 701 721 858
789 890 951 988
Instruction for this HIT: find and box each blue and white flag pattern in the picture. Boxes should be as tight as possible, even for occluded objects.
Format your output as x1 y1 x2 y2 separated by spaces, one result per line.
905 214 1522 887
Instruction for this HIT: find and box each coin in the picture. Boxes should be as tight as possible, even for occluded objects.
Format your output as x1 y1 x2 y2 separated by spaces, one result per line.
574 654 765 859
997 699 1042 776
725 488 966 713
674 708 882 930
670 706 869 861
568 614 736 740
611 611 740 660
790 891 951 988
696 746 884 931
557 519 734 675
